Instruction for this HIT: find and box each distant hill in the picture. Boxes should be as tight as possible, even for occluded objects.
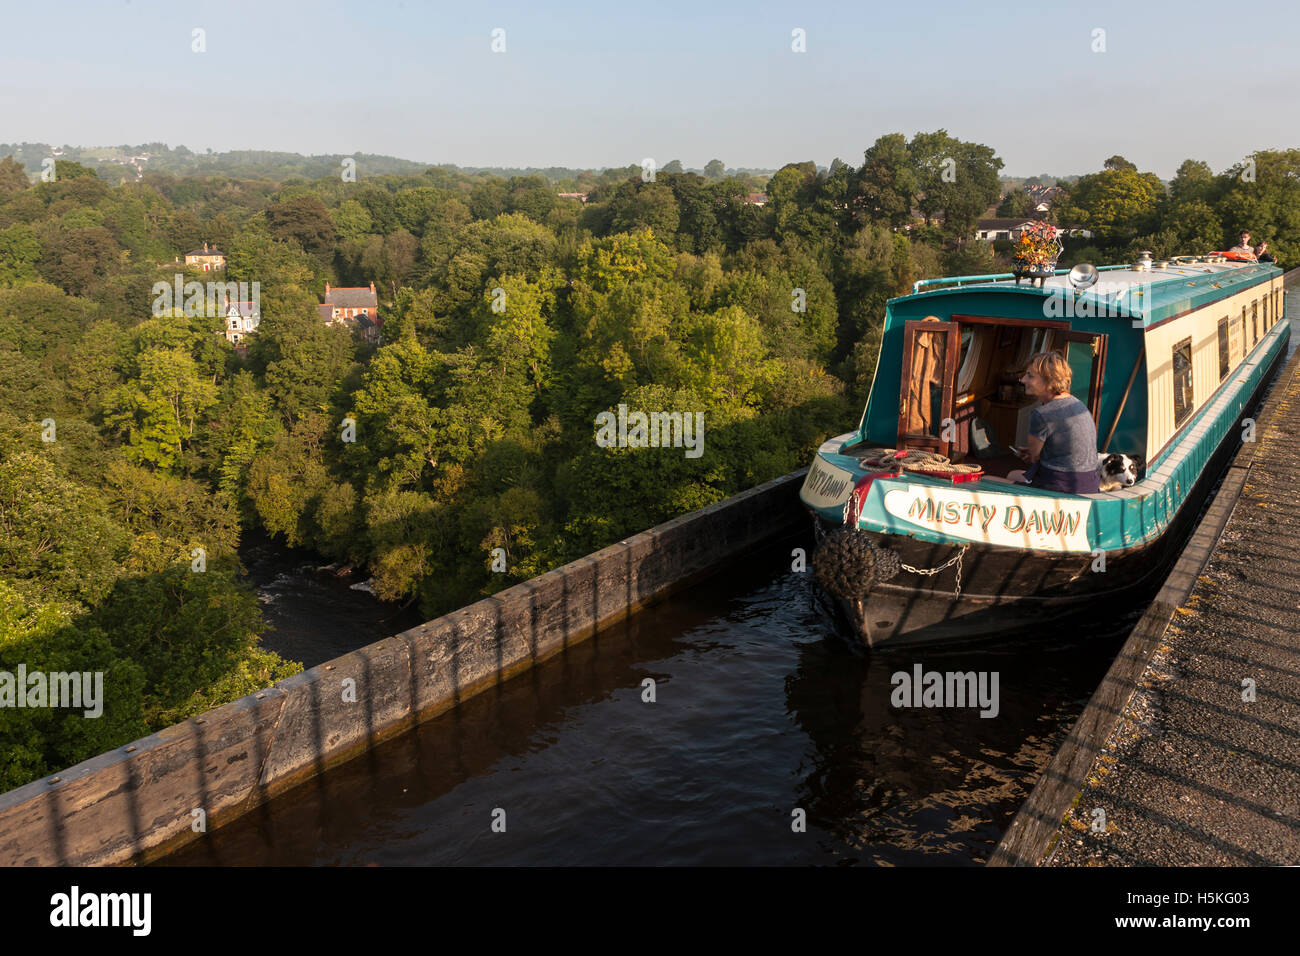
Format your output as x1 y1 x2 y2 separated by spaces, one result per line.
0 142 431 183
1000 174 1082 189
0 142 776 185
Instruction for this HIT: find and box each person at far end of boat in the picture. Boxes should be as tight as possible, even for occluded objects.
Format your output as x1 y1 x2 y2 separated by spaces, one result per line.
1230 230 1258 260
1006 351 1101 494
1255 241 1275 264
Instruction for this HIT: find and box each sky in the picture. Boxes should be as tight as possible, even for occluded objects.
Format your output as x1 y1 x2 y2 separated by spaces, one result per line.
1 0 1296 179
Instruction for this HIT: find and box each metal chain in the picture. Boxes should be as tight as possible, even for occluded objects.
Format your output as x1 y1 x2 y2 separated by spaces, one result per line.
900 545 968 598
816 508 968 598
840 489 861 528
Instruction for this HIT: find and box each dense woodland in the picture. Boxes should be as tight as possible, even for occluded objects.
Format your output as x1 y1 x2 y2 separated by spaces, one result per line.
1 132 1297 790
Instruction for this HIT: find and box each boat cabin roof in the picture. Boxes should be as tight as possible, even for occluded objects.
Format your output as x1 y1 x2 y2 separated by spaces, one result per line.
898 260 1280 328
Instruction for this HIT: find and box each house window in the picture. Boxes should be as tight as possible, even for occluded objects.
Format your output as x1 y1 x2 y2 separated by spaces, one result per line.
1217 317 1229 380
1172 337 1194 428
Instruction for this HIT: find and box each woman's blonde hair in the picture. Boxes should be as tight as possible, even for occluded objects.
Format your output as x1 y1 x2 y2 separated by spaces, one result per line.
1025 350 1072 396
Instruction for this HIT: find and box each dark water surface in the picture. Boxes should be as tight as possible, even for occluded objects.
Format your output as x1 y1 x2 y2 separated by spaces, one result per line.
169 531 1137 866
241 531 425 669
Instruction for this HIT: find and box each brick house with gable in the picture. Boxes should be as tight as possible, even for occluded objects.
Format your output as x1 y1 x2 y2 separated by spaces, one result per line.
321 281 380 343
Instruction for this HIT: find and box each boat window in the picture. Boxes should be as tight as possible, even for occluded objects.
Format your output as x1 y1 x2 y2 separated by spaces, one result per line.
1172 337 1194 428
1252 301 1258 344
1241 307 1248 355
1217 317 1229 381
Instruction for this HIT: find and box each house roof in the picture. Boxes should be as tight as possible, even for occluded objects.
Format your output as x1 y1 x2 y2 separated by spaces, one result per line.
187 248 225 257
317 304 334 322
324 287 378 308
975 218 1036 231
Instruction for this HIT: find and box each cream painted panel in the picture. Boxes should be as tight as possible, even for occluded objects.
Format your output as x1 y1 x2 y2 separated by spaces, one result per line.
1142 280 1275 463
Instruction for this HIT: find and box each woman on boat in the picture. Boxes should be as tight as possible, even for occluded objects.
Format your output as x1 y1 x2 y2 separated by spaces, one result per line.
1006 351 1101 493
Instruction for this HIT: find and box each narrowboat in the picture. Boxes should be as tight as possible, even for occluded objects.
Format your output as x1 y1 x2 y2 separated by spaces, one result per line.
803 253 1289 646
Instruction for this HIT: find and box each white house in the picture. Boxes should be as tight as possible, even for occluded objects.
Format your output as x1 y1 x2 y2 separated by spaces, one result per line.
222 301 260 344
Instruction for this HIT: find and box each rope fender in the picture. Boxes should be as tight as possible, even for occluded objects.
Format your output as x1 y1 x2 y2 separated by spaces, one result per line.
811 527 901 601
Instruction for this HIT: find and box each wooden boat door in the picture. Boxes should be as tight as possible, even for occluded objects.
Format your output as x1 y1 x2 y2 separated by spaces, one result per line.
1059 330 1108 422
897 320 961 456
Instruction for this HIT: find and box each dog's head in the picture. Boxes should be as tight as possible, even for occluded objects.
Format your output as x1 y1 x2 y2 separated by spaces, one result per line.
1099 453 1141 488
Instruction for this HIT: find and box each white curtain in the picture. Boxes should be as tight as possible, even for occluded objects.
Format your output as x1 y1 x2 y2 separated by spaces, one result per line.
957 327 987 392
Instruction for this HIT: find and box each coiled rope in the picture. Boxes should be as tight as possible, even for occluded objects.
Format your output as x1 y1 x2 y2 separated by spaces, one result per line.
853 447 982 475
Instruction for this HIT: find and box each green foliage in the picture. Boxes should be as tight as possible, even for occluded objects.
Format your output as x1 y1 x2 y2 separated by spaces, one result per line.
856 134 916 229
1056 167 1163 244
4 134 1298 795
996 188 1033 218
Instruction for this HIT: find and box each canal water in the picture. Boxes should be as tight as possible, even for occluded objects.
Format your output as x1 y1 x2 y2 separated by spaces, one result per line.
168 530 1139 866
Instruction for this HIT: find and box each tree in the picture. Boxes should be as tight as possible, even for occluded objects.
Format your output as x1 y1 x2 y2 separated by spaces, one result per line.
1214 149 1300 263
101 347 218 471
703 159 726 181
908 130 960 226
856 134 916 229
0 449 127 604
1169 159 1215 207
940 141 1005 238
996 188 1033 218
349 336 443 491
505 175 558 223
36 225 121 296
1103 155 1138 172
765 161 818 240
0 156 28 195
1056 166 1163 244
669 175 726 253
265 194 336 254
608 181 681 238
253 306 355 426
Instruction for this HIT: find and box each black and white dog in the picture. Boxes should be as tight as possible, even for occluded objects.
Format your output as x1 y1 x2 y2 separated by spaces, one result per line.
1098 453 1142 491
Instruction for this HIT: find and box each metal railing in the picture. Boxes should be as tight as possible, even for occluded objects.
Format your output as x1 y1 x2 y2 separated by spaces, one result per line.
912 264 1131 295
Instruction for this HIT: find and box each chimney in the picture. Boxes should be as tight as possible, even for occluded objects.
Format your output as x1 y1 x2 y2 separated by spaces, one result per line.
325 282 331 295
369 281 375 293
203 242 208 252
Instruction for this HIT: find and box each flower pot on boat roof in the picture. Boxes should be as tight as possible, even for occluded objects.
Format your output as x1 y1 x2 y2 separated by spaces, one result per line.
1011 221 1064 287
